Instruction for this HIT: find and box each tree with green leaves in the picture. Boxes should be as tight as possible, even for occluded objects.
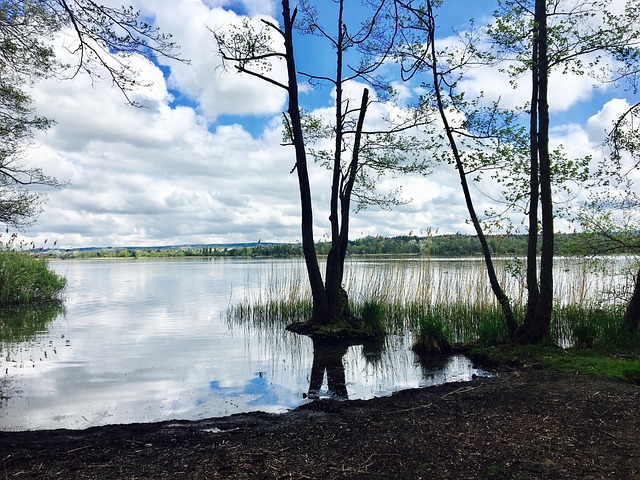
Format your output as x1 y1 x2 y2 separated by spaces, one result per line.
396 0 525 338
490 0 640 342
0 0 183 229
572 101 640 335
396 0 640 343
216 0 430 332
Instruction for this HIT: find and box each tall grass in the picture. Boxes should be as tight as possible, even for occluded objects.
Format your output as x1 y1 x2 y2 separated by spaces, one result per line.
554 304 628 350
226 256 635 347
0 252 67 306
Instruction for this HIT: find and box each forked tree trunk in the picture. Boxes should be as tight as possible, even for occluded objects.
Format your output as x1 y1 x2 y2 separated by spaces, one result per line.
325 89 370 324
324 0 347 325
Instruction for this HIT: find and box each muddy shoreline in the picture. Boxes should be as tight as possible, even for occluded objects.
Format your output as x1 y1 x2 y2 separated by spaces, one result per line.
1 369 638 479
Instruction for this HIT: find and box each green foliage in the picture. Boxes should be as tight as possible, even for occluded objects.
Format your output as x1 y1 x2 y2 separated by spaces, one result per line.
0 252 66 305
571 322 599 349
345 233 584 257
0 2 60 227
490 0 640 80
0 0 182 229
47 232 615 259
557 305 627 350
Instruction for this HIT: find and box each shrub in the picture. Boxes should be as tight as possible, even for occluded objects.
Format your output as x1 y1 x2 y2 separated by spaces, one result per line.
0 252 66 306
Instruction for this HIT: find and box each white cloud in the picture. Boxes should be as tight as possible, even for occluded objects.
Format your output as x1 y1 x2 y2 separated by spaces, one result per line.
456 59 604 113
11 1 640 249
585 97 632 143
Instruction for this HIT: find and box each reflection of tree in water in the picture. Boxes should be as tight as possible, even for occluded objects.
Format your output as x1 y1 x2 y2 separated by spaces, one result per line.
361 337 386 367
414 352 479 386
307 338 350 399
307 337 390 400
1 305 66 363
414 352 448 376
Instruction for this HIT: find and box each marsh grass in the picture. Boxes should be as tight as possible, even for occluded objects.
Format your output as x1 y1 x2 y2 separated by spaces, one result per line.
0 252 67 306
357 300 386 336
226 256 634 347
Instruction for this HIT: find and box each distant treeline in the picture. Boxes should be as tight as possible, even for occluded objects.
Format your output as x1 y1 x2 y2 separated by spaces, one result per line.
46 232 638 259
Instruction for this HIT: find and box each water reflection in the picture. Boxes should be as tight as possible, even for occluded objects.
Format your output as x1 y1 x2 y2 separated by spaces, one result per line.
306 337 401 400
0 303 64 344
1 304 65 408
1 259 489 431
307 338 350 399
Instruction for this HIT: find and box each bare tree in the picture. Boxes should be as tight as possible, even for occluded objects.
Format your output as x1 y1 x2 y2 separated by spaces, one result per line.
216 0 430 332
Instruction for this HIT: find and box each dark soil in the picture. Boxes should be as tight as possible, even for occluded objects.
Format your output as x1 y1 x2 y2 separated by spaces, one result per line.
1 369 638 479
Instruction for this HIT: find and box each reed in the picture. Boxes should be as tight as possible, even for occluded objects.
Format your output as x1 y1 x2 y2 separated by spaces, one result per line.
0 252 67 306
356 300 386 336
554 304 627 350
226 256 634 347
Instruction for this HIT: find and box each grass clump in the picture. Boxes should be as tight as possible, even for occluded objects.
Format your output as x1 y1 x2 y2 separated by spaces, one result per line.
358 300 386 336
227 299 313 328
411 312 454 355
0 252 66 306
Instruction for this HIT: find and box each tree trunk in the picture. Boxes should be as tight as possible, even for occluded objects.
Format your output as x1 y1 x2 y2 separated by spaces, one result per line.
328 88 370 325
623 266 640 334
425 0 518 336
282 0 328 322
525 25 540 327
325 0 345 324
520 0 553 344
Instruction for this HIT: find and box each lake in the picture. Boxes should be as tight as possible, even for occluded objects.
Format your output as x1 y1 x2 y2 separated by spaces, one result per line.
1 257 493 431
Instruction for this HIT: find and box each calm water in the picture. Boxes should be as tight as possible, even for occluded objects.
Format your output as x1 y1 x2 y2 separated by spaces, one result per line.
0 258 486 431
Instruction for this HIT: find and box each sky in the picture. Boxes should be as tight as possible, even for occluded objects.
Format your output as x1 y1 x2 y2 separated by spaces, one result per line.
15 0 640 249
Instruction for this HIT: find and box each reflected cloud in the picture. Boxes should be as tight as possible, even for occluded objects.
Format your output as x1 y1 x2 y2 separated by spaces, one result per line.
1 259 490 431
208 372 280 406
